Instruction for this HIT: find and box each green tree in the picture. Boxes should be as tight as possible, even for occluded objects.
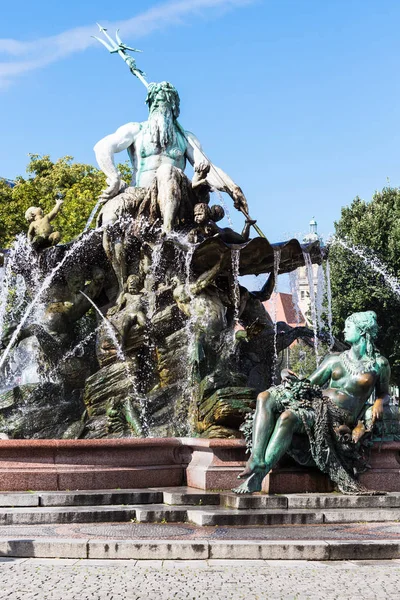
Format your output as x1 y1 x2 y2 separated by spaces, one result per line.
0 155 132 247
288 340 330 378
329 186 400 382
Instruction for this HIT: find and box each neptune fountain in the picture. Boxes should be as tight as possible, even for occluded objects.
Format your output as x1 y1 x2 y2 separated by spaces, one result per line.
0 27 398 496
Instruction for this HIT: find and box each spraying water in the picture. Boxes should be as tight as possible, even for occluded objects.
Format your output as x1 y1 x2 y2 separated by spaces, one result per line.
325 259 334 347
0 229 101 371
231 248 241 343
215 191 234 227
302 249 319 364
0 235 38 334
83 199 103 233
272 248 281 383
79 291 149 436
330 237 400 298
316 264 326 332
48 327 100 381
288 269 302 324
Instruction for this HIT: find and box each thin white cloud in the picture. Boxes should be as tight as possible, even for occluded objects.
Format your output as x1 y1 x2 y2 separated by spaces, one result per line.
0 0 255 88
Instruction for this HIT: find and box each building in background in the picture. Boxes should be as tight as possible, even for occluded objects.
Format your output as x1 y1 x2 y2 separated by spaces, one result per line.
264 292 305 327
297 217 323 323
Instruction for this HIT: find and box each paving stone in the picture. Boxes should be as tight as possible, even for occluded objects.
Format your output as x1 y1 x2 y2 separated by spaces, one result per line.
0 557 28 564
263 559 327 567
132 560 164 568
88 539 209 560
24 558 80 565
349 559 400 567
163 559 209 568
76 558 138 566
208 559 267 566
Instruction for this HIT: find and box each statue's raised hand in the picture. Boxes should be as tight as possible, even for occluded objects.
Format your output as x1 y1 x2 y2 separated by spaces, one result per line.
232 185 249 214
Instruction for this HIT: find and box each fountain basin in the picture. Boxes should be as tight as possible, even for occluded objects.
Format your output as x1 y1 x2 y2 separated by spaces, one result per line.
0 438 398 492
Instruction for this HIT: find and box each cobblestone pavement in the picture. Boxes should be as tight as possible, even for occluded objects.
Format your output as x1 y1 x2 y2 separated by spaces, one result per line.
0 559 399 599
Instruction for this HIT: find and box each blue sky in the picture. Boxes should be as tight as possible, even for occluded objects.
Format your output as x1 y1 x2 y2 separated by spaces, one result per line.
2 0 400 247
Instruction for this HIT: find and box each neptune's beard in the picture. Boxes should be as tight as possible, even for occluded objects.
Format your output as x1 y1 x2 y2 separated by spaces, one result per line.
148 105 176 150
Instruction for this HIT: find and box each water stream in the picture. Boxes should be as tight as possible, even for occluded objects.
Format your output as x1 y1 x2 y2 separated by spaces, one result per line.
325 259 334 347
331 237 400 298
83 199 103 233
288 268 302 324
79 291 149 436
0 229 101 372
302 249 319 364
231 248 241 344
272 248 281 383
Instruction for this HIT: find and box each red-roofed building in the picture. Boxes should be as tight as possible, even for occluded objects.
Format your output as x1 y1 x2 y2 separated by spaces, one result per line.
264 292 305 328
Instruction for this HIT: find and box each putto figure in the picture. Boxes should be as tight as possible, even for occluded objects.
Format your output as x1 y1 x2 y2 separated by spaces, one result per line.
25 197 64 250
94 81 248 233
234 311 390 495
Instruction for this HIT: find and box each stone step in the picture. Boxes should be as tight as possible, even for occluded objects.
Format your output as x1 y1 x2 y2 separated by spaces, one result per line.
186 508 323 527
134 505 323 526
0 505 137 525
2 489 400 511
0 490 162 508
133 504 400 526
0 537 399 561
38 490 162 507
221 492 400 510
156 487 221 506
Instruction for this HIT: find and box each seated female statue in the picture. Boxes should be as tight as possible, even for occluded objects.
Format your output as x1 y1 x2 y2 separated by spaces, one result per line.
234 311 390 495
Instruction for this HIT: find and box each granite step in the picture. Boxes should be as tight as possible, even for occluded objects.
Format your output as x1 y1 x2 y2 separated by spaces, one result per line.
186 508 323 527
0 490 162 508
0 537 399 561
134 505 400 526
156 487 221 506
221 492 400 510
38 490 162 507
0 505 138 525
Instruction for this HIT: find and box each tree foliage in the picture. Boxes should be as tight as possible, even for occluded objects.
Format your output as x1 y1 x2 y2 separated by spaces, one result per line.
0 155 132 247
329 187 400 382
288 340 330 379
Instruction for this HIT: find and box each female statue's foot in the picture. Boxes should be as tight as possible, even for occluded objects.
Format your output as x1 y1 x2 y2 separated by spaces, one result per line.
232 472 265 494
238 457 265 479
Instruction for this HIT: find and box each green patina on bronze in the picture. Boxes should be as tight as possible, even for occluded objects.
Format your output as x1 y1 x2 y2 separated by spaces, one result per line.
235 311 391 495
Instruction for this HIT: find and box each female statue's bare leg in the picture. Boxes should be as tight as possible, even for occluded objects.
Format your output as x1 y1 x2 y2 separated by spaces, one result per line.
233 409 299 494
238 391 277 479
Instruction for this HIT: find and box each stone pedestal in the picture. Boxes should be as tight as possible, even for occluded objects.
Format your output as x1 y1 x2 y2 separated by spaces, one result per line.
0 438 398 492
0 439 184 491
182 439 400 493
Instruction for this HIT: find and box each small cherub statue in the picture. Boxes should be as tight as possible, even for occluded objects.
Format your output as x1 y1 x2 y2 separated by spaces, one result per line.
108 274 147 346
188 202 256 244
25 197 64 250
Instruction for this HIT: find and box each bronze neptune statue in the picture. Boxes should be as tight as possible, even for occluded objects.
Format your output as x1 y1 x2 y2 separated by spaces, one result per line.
234 311 390 494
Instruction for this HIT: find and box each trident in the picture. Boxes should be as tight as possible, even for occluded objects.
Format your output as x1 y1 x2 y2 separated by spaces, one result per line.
93 25 266 239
